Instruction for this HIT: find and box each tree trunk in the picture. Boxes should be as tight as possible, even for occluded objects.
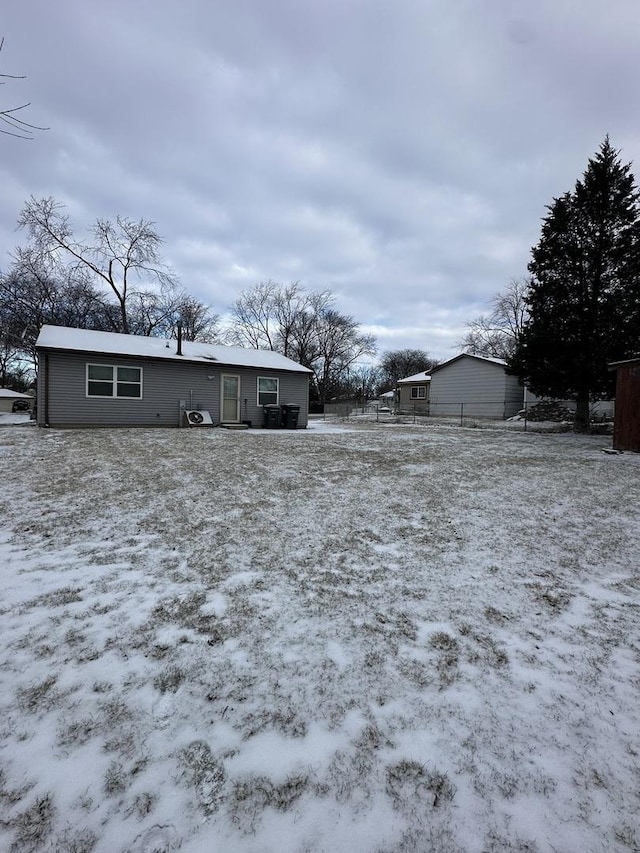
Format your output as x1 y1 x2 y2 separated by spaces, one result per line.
574 394 590 432
119 298 129 335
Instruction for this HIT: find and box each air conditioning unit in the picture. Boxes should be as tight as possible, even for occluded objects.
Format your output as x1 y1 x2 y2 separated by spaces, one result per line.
184 410 213 426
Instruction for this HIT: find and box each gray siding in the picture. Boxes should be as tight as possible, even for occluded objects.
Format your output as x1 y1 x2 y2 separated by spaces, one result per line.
243 370 310 427
503 374 525 419
37 351 309 428
398 382 430 412
430 357 523 419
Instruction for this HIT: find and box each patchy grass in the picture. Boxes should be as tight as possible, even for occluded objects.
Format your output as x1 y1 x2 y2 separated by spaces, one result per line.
9 793 56 853
0 421 639 852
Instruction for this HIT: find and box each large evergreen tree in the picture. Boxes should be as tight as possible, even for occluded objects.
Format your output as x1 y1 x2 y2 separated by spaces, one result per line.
509 138 640 430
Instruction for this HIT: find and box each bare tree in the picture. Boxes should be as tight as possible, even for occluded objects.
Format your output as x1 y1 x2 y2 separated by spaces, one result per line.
1 38 48 139
309 309 376 402
228 280 332 354
273 282 332 358
348 364 382 400
228 281 376 401
17 197 178 334
460 277 529 360
378 349 437 391
0 259 111 366
170 292 220 343
130 285 220 342
0 296 23 386
228 280 280 349
285 289 332 366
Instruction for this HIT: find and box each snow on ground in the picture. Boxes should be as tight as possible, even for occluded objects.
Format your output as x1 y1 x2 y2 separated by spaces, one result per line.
0 413 34 427
0 420 639 853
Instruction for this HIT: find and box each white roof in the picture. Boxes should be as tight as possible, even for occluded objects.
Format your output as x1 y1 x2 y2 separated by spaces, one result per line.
467 354 507 366
429 353 508 374
36 325 313 374
397 371 431 384
0 389 33 399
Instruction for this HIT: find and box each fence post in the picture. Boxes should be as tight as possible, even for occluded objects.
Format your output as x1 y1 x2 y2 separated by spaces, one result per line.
524 402 527 433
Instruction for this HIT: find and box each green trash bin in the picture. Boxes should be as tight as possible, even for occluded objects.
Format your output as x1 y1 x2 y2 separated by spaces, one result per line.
281 404 300 429
263 405 281 429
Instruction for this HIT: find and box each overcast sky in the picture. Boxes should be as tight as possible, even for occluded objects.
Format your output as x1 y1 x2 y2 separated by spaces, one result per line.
2 0 640 361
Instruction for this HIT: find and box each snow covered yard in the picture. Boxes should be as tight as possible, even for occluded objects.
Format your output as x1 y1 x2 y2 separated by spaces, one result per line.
0 420 639 853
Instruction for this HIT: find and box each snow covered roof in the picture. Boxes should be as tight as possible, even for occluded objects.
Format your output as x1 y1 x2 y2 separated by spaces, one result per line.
609 357 640 368
0 389 33 399
430 353 507 373
397 371 431 384
35 325 313 374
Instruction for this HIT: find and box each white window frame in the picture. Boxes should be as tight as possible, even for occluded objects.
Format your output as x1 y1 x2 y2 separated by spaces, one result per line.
86 363 143 399
410 386 427 399
257 376 279 406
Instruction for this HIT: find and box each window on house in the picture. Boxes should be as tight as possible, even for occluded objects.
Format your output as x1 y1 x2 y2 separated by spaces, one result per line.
257 376 279 406
410 386 427 399
87 364 142 398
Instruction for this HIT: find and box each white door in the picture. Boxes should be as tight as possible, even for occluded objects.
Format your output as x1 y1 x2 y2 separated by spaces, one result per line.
221 374 240 422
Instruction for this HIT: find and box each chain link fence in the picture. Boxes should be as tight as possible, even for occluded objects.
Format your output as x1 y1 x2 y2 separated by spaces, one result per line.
314 400 613 433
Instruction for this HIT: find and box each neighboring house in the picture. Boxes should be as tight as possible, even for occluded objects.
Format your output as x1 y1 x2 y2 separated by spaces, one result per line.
610 357 640 451
429 354 523 419
35 325 312 428
378 390 395 409
0 389 34 413
397 371 431 413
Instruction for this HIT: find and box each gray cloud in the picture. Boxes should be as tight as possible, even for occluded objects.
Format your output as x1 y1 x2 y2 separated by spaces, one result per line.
2 0 639 360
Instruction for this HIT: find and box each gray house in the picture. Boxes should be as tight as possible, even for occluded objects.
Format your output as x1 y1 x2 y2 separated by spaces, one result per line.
429 353 523 419
35 325 312 428
397 371 431 413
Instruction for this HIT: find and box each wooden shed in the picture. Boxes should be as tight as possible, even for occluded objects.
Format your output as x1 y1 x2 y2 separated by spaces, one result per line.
610 358 640 452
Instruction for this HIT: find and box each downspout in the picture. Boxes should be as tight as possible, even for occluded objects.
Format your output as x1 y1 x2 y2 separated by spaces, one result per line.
44 352 50 427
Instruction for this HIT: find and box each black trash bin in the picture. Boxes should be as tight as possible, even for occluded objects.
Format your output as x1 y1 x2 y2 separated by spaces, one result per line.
262 404 281 429
281 404 300 429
